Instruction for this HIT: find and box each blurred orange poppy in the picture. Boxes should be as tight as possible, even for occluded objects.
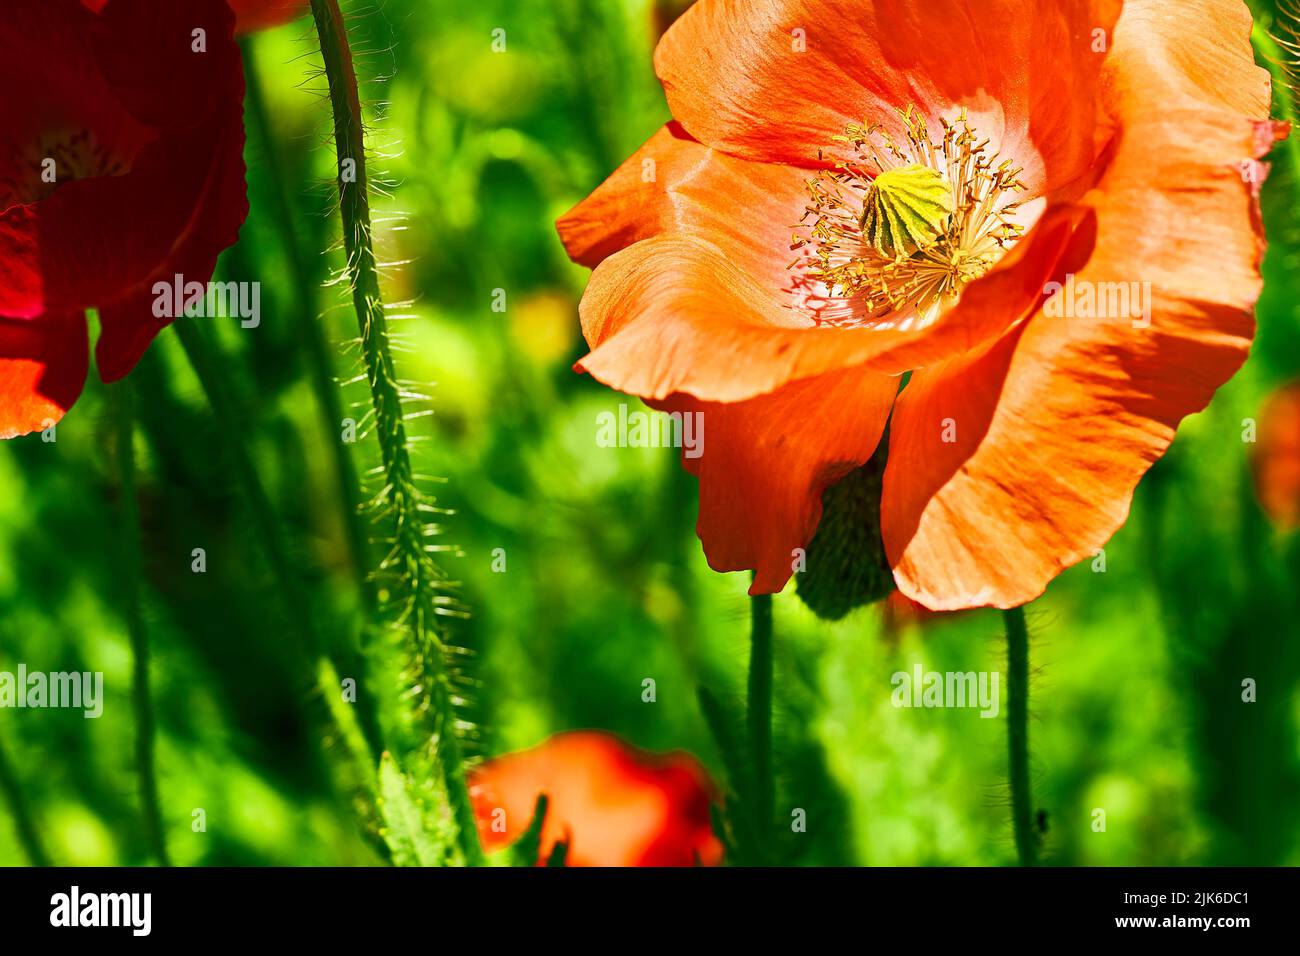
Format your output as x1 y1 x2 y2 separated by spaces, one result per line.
1251 382 1300 528
559 0 1282 610
469 731 723 867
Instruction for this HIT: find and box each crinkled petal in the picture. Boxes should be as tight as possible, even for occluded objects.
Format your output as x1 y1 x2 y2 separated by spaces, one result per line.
655 0 1121 196
575 203 1092 403
653 364 897 593
882 0 1272 610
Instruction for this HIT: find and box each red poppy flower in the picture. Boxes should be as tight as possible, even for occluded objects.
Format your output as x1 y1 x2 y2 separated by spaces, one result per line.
81 0 309 35
0 0 248 438
1251 382 1300 528
558 0 1282 610
469 730 723 866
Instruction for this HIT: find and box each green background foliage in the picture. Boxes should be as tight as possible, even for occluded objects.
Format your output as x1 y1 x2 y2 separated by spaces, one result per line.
0 0 1297 866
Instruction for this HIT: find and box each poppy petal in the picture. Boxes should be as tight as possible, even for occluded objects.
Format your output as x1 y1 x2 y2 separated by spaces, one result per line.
558 121 808 292
224 0 310 34
576 202 1090 404
96 116 249 382
882 0 1272 610
654 0 1121 196
470 731 722 867
0 315 88 439
653 364 897 593
79 0 306 37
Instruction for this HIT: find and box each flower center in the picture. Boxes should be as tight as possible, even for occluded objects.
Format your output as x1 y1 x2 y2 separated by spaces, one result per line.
791 107 1026 330
1 129 130 208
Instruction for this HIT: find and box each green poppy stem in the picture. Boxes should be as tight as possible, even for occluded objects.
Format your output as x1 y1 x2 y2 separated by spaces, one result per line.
239 36 374 621
1004 605 1036 866
238 36 385 766
109 378 171 866
747 589 774 846
308 0 484 866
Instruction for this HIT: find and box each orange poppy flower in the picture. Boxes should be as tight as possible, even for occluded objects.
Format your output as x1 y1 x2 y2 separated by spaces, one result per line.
558 0 1282 610
1251 382 1300 528
469 731 723 866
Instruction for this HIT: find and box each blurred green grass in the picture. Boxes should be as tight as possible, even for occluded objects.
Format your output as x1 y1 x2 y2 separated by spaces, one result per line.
1 0 1298 866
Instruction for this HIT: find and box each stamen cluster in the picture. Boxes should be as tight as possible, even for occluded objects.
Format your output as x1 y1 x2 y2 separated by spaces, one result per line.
792 107 1026 330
